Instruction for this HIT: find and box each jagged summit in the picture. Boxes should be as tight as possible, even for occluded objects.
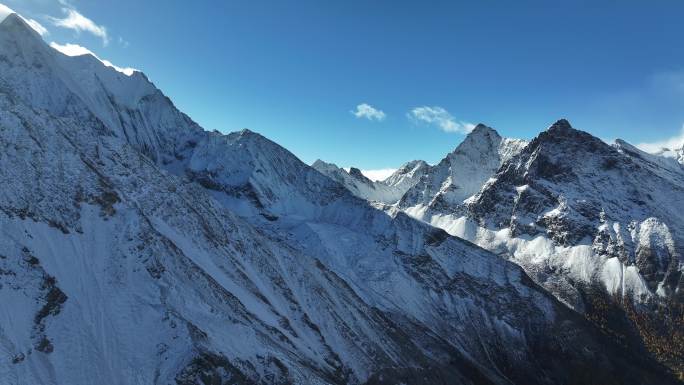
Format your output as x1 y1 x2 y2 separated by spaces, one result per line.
613 138 647 157
453 123 504 153
538 119 585 142
532 120 609 154
471 122 492 132
385 160 430 184
228 127 295 155
547 118 573 131
312 158 431 204
397 123 527 212
396 159 429 171
311 159 331 168
237 127 257 136
348 167 372 183
465 123 498 137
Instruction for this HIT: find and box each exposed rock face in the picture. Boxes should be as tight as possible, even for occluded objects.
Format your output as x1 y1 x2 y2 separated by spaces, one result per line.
0 13 680 385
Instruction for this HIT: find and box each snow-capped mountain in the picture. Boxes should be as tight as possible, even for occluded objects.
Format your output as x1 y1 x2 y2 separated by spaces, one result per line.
397 124 527 220
464 119 683 300
311 159 428 204
0 11 680 385
383 160 431 191
312 125 525 210
464 119 684 374
325 118 682 377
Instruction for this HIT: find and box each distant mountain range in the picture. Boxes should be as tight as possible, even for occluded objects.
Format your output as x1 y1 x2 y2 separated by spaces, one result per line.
0 11 682 385
318 119 684 379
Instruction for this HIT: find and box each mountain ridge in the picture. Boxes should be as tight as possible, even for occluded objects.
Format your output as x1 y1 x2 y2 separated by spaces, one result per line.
322 118 684 377
311 158 427 205
0 11 681 384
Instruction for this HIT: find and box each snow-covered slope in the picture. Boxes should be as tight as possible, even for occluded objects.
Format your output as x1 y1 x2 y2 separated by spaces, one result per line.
0 13 679 385
618 140 684 177
311 159 427 204
383 160 430 191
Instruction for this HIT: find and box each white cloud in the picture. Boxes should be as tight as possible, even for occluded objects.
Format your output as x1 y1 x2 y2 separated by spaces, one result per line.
359 168 397 182
49 42 137 76
352 103 386 121
49 7 109 46
24 18 48 36
0 3 49 36
636 125 684 153
408 106 475 134
0 3 13 22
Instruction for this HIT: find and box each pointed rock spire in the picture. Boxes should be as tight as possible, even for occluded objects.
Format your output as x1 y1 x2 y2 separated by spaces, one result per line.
548 119 572 131
469 123 498 136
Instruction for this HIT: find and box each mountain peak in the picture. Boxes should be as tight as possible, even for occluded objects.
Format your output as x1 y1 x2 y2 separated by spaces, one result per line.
348 167 373 183
470 123 498 136
0 12 39 39
547 118 572 131
311 159 329 168
535 119 609 154
397 159 428 172
452 123 502 154
311 159 342 172
614 138 638 151
233 128 268 142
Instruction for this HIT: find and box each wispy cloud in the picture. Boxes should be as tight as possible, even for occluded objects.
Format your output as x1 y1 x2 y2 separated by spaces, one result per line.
408 106 475 134
0 3 49 36
48 7 109 46
636 124 684 153
49 42 137 76
24 17 49 36
359 168 397 182
352 103 386 121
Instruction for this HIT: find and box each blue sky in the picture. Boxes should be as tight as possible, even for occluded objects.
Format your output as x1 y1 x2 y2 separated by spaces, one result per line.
4 0 684 177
